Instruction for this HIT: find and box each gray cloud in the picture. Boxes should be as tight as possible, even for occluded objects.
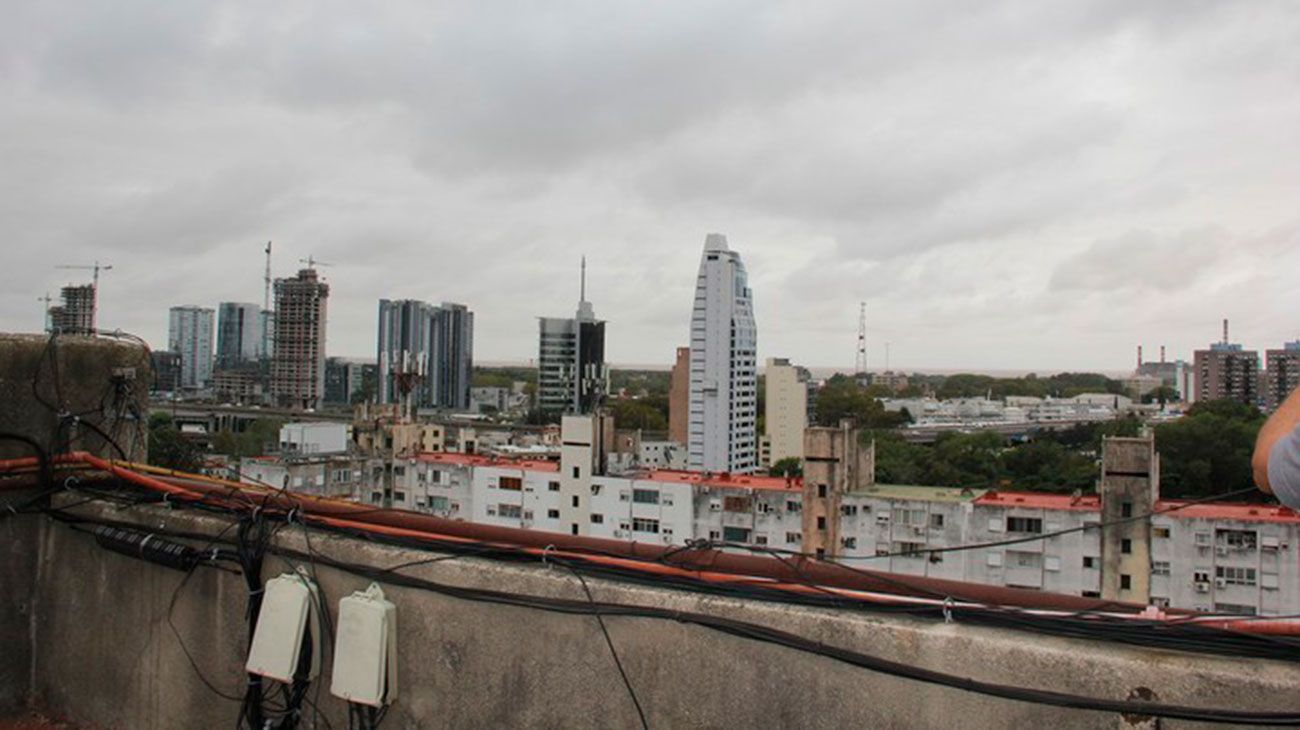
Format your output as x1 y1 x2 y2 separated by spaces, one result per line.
2 1 1299 372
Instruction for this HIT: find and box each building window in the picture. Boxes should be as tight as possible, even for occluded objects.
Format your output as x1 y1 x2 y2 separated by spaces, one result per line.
571 495 579 508
590 484 603 496
841 504 858 517
547 509 560 519
722 526 751 543
632 517 660 534
590 513 604 524
1083 556 1097 569
393 491 406 503
929 513 944 529
1008 551 1041 568
816 516 826 530
1151 561 1170 575
572 467 579 479
1216 566 1257 586
817 484 828 498
428 496 449 511
1121 539 1132 554
1006 517 1043 534
723 496 752 512
785 532 802 544
548 481 560 491
632 488 660 504
499 476 523 491
1153 527 1170 539
1121 501 1132 518
499 504 522 519
841 536 858 550
1213 602 1257 615
755 535 768 545
786 500 801 512
1120 574 1131 591
1216 529 1258 551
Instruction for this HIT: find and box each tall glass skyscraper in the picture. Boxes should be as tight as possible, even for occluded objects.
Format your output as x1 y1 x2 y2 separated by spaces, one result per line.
688 234 757 474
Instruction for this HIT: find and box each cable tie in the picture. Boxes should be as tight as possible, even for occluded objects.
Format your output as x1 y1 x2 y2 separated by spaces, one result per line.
942 597 954 624
248 587 264 596
541 544 556 569
161 493 173 509
63 476 80 489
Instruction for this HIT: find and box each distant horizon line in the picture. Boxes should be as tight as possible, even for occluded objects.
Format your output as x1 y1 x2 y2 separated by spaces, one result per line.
328 355 1134 379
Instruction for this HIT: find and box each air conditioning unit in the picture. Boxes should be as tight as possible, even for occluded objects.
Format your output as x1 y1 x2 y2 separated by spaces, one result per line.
1214 577 1227 589
1194 582 1210 593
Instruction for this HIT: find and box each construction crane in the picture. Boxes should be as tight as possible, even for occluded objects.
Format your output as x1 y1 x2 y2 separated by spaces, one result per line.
299 256 333 269
54 261 112 331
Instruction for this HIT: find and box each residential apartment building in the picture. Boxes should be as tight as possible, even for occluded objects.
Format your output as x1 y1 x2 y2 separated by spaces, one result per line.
432 303 474 411
1193 320 1259 406
168 305 215 390
377 299 439 410
215 302 263 370
688 234 758 473
764 358 815 466
1265 342 1300 411
330 415 1300 617
537 262 606 417
271 268 329 409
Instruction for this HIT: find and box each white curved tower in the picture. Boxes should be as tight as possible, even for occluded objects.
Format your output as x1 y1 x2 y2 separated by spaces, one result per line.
688 233 758 474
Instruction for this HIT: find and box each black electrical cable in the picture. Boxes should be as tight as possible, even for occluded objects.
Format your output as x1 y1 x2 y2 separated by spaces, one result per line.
558 559 650 730
42 489 1300 665
36 487 1300 725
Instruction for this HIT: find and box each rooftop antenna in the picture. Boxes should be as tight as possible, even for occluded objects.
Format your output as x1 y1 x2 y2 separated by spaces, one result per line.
580 255 587 302
1137 345 1143 369
54 260 112 330
855 302 867 375
1222 318 1229 345
1160 345 1166 364
263 242 272 313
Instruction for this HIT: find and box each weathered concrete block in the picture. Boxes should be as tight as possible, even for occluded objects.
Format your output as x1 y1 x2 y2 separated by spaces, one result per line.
0 332 151 462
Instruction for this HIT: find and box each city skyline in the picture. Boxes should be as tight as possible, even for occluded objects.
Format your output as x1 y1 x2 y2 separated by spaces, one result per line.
3 3 1300 371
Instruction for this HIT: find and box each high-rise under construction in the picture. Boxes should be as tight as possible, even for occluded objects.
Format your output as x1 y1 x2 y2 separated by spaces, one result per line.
271 268 329 409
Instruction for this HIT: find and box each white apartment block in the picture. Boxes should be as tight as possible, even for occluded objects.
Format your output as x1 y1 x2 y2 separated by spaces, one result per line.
764 357 814 466
688 234 758 474
168 305 215 390
322 415 1300 617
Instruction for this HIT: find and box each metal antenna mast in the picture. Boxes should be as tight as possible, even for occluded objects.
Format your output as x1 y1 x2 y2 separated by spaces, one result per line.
855 302 867 375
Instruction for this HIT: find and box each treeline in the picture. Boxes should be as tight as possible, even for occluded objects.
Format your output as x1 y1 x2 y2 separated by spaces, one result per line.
934 372 1125 400
867 401 1265 500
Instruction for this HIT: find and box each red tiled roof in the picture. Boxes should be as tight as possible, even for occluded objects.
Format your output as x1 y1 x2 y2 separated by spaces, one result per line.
417 452 559 472
638 469 802 493
975 491 1101 512
1155 500 1300 524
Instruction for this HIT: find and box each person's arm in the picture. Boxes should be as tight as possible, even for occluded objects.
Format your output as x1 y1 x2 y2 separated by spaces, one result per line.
1254 387 1300 506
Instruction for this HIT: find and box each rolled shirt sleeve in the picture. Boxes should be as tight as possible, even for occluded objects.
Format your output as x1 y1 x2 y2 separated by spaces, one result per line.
1269 426 1300 510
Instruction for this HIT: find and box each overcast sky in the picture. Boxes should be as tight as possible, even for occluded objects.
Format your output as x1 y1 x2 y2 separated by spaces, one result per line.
3 2 1298 373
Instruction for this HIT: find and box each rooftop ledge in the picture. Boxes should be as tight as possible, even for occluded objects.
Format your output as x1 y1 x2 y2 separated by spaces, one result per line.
4 491 1300 729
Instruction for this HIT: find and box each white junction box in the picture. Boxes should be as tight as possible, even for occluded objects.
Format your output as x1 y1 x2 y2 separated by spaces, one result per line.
331 583 398 707
245 571 321 683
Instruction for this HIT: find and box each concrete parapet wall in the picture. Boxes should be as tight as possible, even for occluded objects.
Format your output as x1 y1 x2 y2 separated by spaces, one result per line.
6 495 1300 729
0 333 151 462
